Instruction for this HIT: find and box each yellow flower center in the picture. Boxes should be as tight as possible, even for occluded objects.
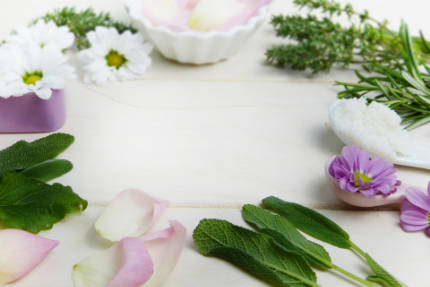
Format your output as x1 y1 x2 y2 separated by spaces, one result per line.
353 171 372 187
105 50 127 69
22 71 43 85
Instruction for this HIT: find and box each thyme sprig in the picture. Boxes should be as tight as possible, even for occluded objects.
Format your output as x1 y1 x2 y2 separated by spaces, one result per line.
267 0 429 73
36 7 137 50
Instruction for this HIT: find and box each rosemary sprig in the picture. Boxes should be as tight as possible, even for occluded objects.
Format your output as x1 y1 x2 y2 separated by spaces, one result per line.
337 23 430 130
35 7 137 50
267 0 429 73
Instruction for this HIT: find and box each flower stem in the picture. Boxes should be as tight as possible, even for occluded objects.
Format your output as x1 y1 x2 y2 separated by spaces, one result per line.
349 241 367 258
331 264 378 287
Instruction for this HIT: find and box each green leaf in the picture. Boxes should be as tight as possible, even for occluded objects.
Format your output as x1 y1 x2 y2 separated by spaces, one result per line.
193 219 319 287
22 159 73 182
0 172 87 233
242 204 332 270
262 196 352 249
364 254 403 287
0 133 74 177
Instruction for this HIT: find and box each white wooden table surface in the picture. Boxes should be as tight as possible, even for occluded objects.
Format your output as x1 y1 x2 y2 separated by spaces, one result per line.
1 0 429 286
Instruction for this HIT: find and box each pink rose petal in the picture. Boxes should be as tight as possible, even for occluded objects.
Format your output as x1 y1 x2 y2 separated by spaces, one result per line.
108 238 154 287
95 189 169 242
73 221 186 287
0 229 58 284
140 220 187 287
73 237 153 287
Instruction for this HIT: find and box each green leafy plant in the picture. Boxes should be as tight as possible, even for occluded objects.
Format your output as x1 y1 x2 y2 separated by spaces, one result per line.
36 7 137 50
194 197 405 287
0 133 87 233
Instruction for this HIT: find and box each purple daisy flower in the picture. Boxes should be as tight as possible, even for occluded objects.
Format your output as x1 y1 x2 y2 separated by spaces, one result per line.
329 145 401 197
400 183 430 236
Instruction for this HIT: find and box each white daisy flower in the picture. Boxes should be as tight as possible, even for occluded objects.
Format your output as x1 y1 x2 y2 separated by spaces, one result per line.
4 20 74 51
78 27 153 84
0 45 75 99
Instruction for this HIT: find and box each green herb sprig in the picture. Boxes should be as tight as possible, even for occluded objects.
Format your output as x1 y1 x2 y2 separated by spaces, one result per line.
36 7 137 50
194 196 404 287
337 23 430 130
0 133 87 233
266 0 429 73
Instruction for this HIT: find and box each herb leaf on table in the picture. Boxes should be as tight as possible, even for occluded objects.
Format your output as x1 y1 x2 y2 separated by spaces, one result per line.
0 172 87 233
0 133 74 177
262 196 352 248
193 219 319 287
242 204 331 270
22 159 73 182
262 196 404 287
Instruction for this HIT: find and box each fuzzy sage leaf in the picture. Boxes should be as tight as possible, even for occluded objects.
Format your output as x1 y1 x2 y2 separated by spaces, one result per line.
243 205 380 287
0 133 74 177
0 172 87 233
262 197 403 286
262 196 352 248
22 159 73 182
193 219 319 287
242 204 332 270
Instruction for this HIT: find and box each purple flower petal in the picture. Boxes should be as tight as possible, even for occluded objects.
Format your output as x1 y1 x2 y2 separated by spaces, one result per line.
341 146 356 170
405 188 430 211
400 222 428 232
400 210 428 225
357 148 371 171
427 182 430 197
401 200 427 214
426 227 430 237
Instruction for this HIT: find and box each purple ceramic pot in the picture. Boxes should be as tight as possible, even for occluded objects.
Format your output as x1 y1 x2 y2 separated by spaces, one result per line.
0 90 66 133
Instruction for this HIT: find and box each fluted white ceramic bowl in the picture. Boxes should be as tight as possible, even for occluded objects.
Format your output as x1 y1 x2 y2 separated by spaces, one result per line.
124 0 270 65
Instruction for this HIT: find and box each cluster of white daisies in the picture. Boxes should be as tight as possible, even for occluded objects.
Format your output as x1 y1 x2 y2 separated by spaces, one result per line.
0 20 153 99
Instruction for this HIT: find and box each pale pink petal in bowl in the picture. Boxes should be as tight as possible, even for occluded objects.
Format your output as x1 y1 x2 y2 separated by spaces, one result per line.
220 0 272 32
72 237 153 287
0 229 58 284
95 189 169 242
140 220 187 287
141 0 196 30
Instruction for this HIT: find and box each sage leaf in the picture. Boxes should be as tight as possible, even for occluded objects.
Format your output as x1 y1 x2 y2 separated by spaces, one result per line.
365 254 403 287
0 172 87 233
242 204 332 270
0 133 74 177
22 159 73 182
262 196 352 249
193 219 319 287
